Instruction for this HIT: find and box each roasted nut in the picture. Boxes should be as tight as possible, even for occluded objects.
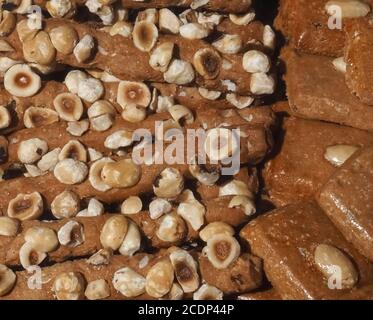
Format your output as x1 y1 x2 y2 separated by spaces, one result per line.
153 168 184 199
110 21 133 37
97 5 114 25
67 120 90 137
0 39 14 52
199 222 235 242
263 25 276 49
137 8 159 24
87 248 112 266
24 107 59 128
101 159 141 189
58 220 85 247
51 190 80 219
49 25 79 55
85 279 110 300
53 272 86 300
168 105 194 125
54 159 88 185
177 198 205 231
229 195 256 216
46 0 76 18
117 81 151 110
59 140 87 162
242 50 270 74
226 93 254 109
193 284 223 300
159 8 181 34
119 220 141 256
133 20 158 52
19 242 47 269
324 145 359 167
149 198 172 220
78 77 104 103
88 148 103 162
332 57 347 73
0 57 22 76
104 130 133 150
7 192 43 221
23 31 56 65
169 249 199 293
149 42 174 72
197 11 223 25
121 196 143 215
88 100 116 118
25 226 59 253
37 148 61 172
0 217 20 237
18 138 48 164
156 212 186 243
189 162 220 186
204 128 239 162
121 105 147 123
162 283 184 300
16 19 38 43
112 267 146 297
219 180 253 197
250 73 275 95
65 70 87 94
0 105 11 129
146 259 174 298
213 34 242 55
24 164 43 178
86 198 104 216
164 59 195 85
193 48 221 79
229 11 256 25
157 95 175 112
53 92 84 121
179 23 211 40
191 0 210 9
0 10 16 37
325 0 371 18
198 87 221 100
74 34 95 63
90 114 114 132
0 264 16 297
4 64 41 97
89 157 115 191
205 234 240 269
100 215 128 251
314 244 359 289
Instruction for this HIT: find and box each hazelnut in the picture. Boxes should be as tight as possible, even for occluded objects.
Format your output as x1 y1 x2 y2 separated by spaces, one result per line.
53 92 84 122
85 279 110 300
193 48 221 80
53 272 86 300
51 190 80 219
101 159 141 189
100 215 128 251
23 31 56 65
121 196 143 215
49 25 78 54
149 42 175 72
89 157 115 192
0 217 20 237
0 264 16 297
53 159 88 185
199 222 235 242
146 259 174 298
193 284 223 300
4 64 41 98
58 140 87 163
156 212 186 243
153 168 184 199
19 242 47 269
132 20 158 52
7 192 43 221
112 267 146 298
24 107 59 128
57 220 85 247
24 226 59 253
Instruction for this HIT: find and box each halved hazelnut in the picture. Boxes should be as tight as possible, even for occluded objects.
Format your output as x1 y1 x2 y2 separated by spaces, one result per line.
229 11 256 26
88 148 103 162
0 39 14 52
136 8 159 24
119 220 141 257
110 21 133 38
159 8 181 34
7 192 43 222
85 279 110 300
177 198 205 231
117 81 151 110
88 100 116 118
193 48 221 80
0 216 20 237
18 138 48 164
121 196 142 215
67 119 90 137
213 34 242 55
169 249 199 293
198 87 221 100
132 20 158 52
101 159 141 188
242 50 270 74
49 25 79 55
104 130 133 149
168 105 194 125
53 159 88 185
16 19 38 43
193 284 223 300
179 23 211 39
73 34 95 63
219 180 253 197
37 148 61 172
121 105 147 123
97 5 114 25
204 128 239 162
149 198 172 220
146 258 174 298
156 212 187 243
164 59 195 85
51 190 80 219
263 25 276 49
189 162 220 186
87 248 112 266
86 198 104 216
4 64 41 98
100 215 128 251
250 73 275 95
25 226 59 253
53 272 86 300
226 93 254 109
89 157 115 192
24 107 59 128
24 164 43 178
23 31 56 65
19 242 47 269
46 0 76 18
90 114 114 132
0 10 16 37
0 105 11 130
53 92 84 122
199 222 235 242
229 195 256 216
78 77 104 103
59 140 87 163
197 11 223 25
58 220 85 247
149 42 175 72
191 0 210 9
0 264 16 297
205 233 240 269
153 168 184 199
65 70 88 94
112 267 146 298
162 283 184 300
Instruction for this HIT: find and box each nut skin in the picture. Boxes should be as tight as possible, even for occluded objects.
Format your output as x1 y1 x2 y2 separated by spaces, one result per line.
24 226 59 253
146 258 174 298
0 264 16 297
53 272 86 300
7 192 43 221
314 244 359 290
101 159 142 189
100 215 128 251
49 25 79 55
23 31 57 66
193 48 221 79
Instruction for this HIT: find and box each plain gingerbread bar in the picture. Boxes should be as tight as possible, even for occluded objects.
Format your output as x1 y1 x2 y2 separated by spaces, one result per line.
263 116 373 207
240 202 373 300
316 146 373 262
